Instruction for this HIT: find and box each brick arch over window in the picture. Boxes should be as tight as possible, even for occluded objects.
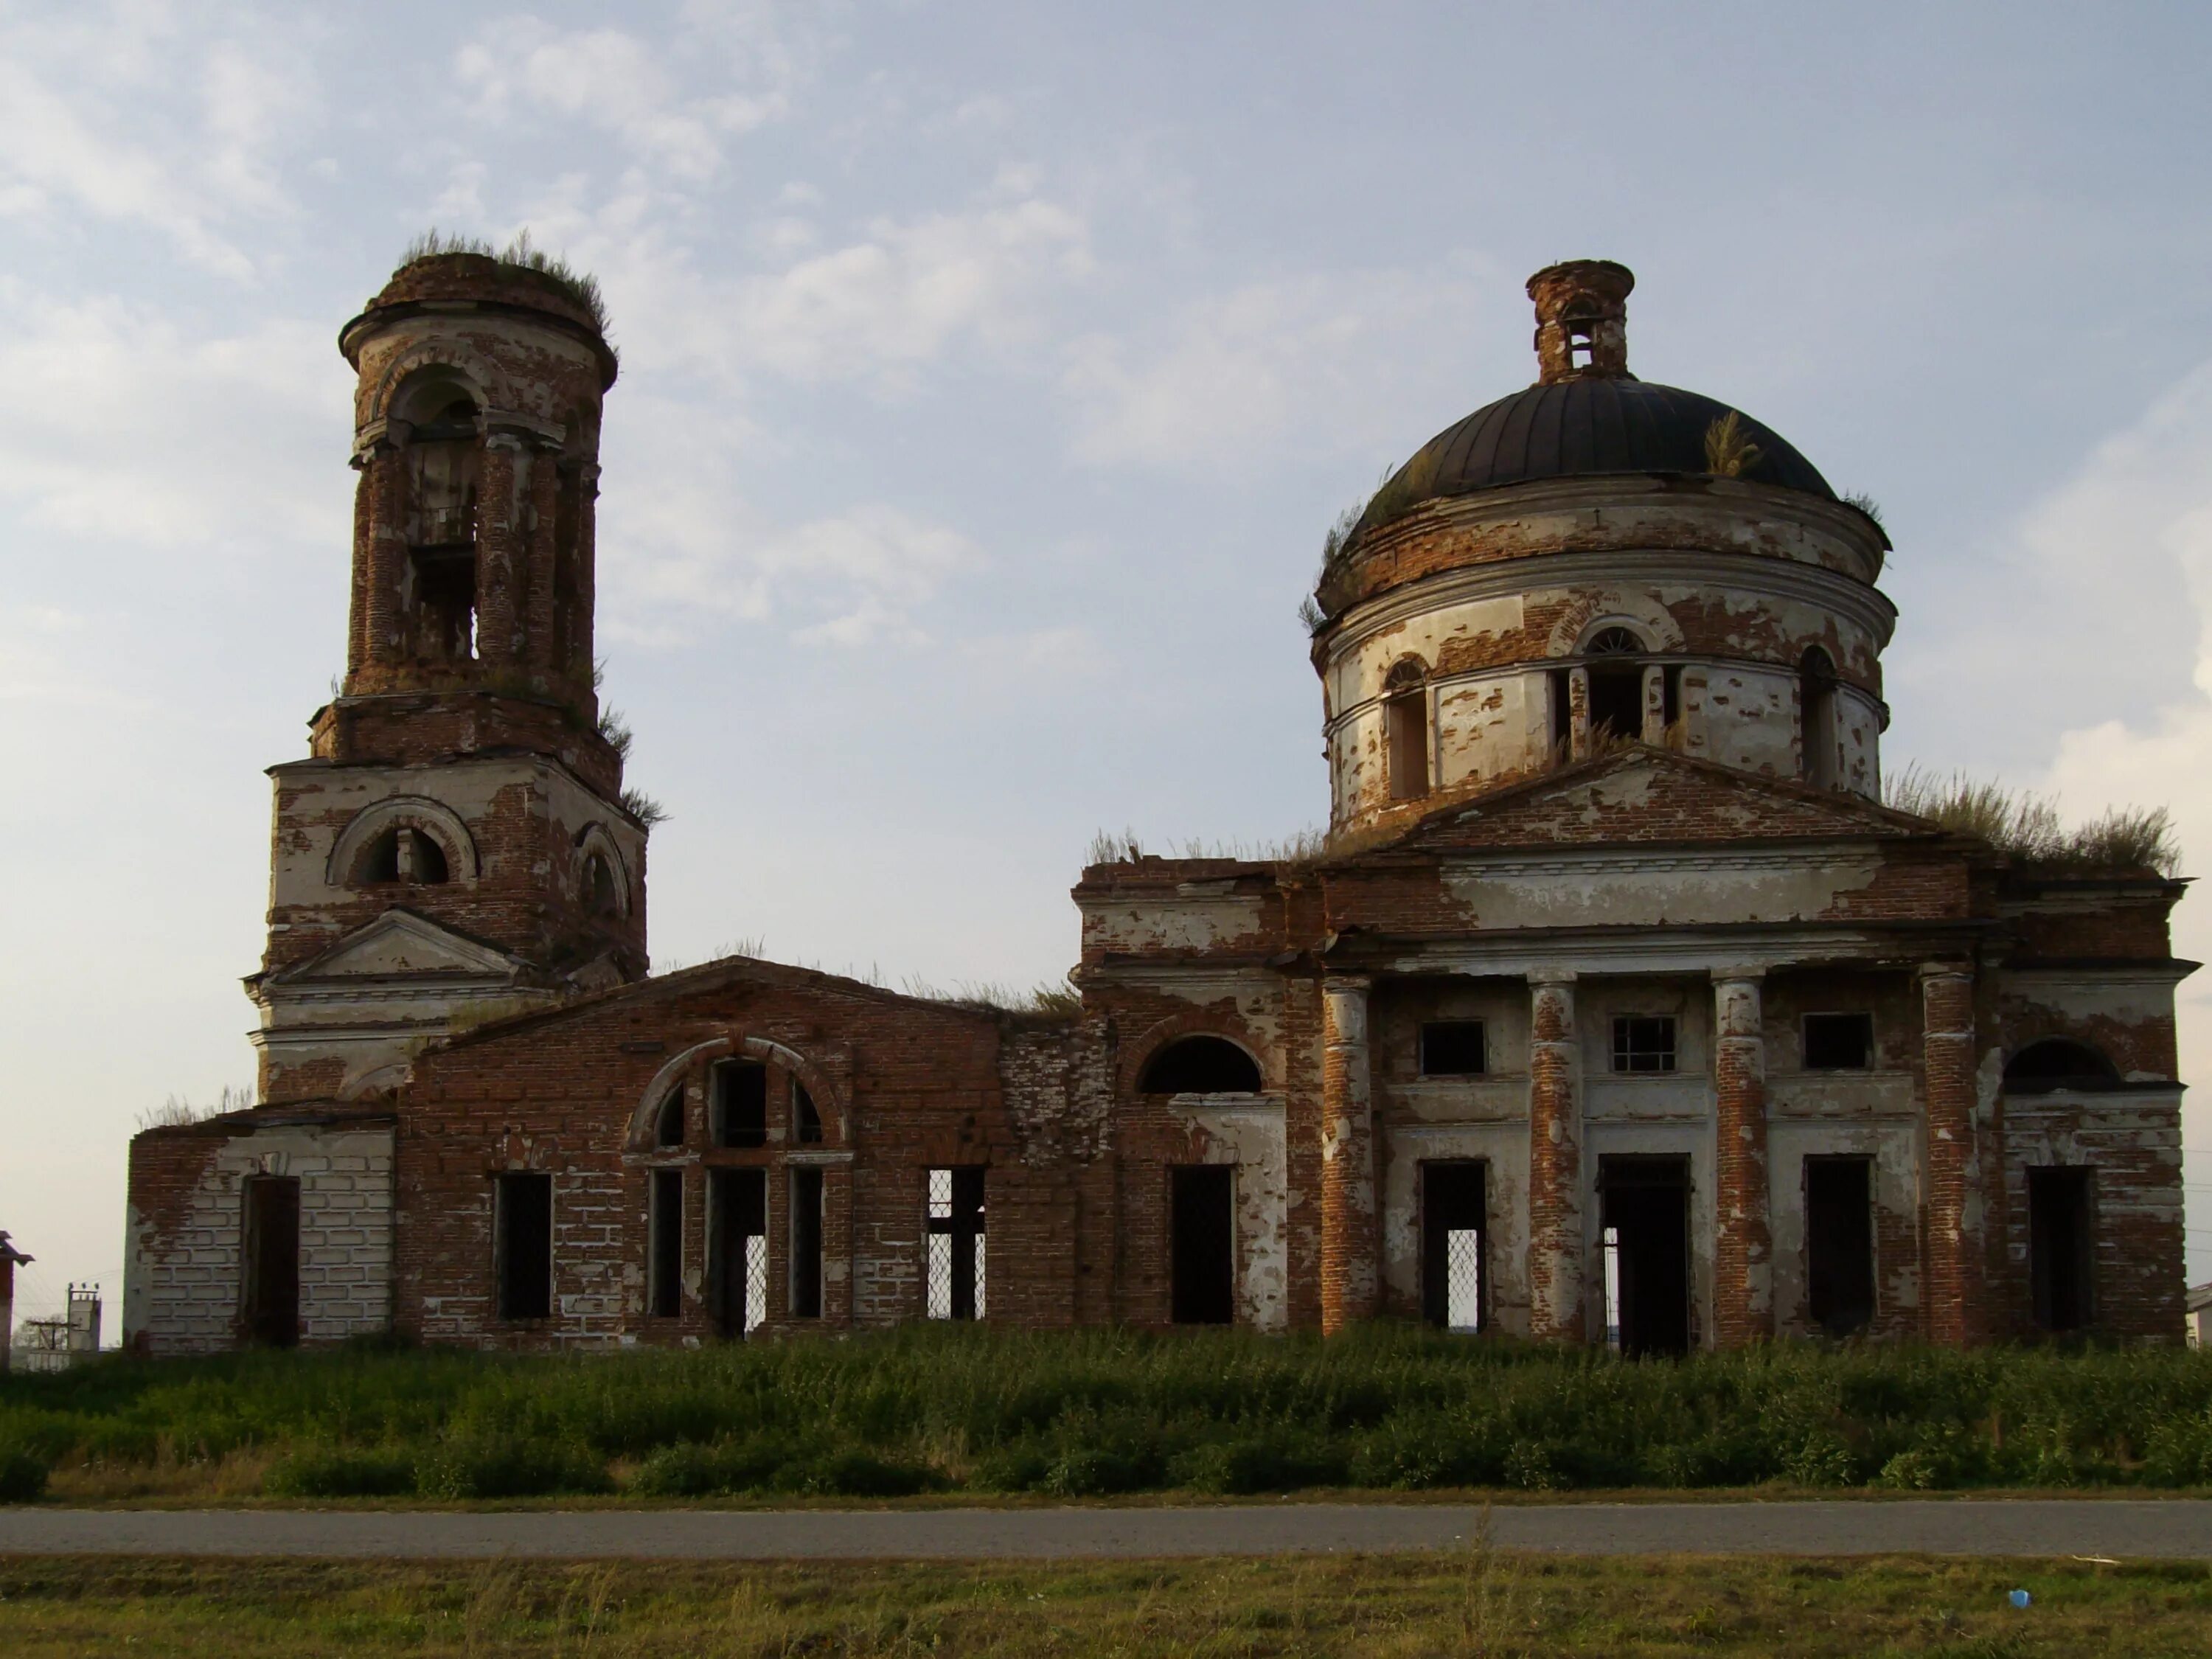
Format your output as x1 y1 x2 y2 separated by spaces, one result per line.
1546 603 1685 658
1122 1013 1270 1096
627 1034 849 1150
365 349 498 430
572 822 632 918
326 796 480 887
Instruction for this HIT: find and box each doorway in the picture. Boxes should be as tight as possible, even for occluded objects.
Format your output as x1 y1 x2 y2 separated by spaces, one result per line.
1170 1166 1234 1324
1804 1156 1875 1336
709 1169 767 1338
241 1175 301 1348
1600 1155 1691 1356
2028 1166 2094 1332
1420 1161 1486 1332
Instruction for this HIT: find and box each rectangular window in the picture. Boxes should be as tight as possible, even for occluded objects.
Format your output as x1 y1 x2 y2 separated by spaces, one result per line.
925 1166 988 1321
1419 1161 1486 1332
793 1081 824 1144
1419 1020 1487 1077
1611 1015 1677 1074
1385 692 1430 799
1169 1166 1235 1325
1804 1012 1874 1071
1804 1156 1875 1335
241 1175 302 1349
708 1169 767 1339
495 1172 554 1321
789 1166 824 1319
649 1168 683 1319
2028 1166 2095 1332
715 1061 768 1148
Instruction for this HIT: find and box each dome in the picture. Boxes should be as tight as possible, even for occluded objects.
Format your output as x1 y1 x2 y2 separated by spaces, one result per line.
1354 260 1834 538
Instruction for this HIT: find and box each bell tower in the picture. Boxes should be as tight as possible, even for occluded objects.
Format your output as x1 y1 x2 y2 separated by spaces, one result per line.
248 250 651 1103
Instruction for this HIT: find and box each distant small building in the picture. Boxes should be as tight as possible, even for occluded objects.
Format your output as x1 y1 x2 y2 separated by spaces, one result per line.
2189 1283 2212 1348
10 1284 101 1376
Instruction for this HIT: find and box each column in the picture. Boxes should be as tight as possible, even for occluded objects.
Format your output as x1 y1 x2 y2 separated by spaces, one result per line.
1527 971 1584 1340
1567 667 1591 761
1921 963 1984 1345
525 441 560 673
358 442 408 675
1712 973 1772 1346
1320 975 1376 1335
475 433 524 669
1641 664 1667 743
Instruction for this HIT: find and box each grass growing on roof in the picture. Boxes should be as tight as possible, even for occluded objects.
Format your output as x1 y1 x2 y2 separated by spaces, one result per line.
4 1326 2211 1506
1885 765 2179 875
397 227 613 340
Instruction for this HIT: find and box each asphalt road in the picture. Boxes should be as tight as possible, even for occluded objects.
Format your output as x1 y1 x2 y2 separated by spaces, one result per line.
2 1500 2210 1560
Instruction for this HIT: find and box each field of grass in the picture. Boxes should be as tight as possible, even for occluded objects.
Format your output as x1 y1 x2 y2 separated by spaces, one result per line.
5 1550 2211 1656
4 1326 2212 1505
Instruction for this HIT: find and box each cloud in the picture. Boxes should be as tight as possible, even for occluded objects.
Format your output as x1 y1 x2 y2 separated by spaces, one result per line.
1061 264 1502 473
456 10 806 182
0 288 347 552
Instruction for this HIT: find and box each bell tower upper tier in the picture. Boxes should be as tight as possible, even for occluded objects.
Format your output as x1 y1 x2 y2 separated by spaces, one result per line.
320 252 620 790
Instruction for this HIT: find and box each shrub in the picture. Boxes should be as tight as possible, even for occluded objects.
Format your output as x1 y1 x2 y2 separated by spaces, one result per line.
630 1440 790 1498
264 1446 416 1498
0 1447 49 1503
783 1448 938 1498
416 1435 609 1500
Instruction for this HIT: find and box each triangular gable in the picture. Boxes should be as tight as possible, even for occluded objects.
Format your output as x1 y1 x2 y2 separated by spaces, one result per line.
270 908 524 984
1371 747 1941 860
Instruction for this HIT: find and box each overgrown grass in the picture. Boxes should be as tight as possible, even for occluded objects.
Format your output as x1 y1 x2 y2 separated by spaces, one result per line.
398 227 611 338
4 1328 2211 1506
1885 765 2180 875
7 1551 2211 1657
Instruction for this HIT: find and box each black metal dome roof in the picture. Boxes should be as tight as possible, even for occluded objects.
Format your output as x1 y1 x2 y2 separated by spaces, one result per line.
1363 377 1834 532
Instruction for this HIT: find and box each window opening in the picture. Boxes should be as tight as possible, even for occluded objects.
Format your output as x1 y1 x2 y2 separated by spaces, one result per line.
1662 664 1681 728
1803 1013 1874 1071
793 1081 823 1144
707 1169 767 1338
241 1175 301 1349
925 1167 987 1321
1587 664 1644 740
1804 1156 1875 1335
1139 1036 1261 1094
655 1088 685 1147
714 1060 769 1147
1550 667 1573 751
1800 647 1838 788
1419 1020 1487 1077
2003 1040 2122 1094
1385 689 1430 799
1599 1156 1691 1356
1420 1161 1486 1332
1611 1015 1677 1074
1169 1165 1235 1324
495 1172 554 1321
2028 1167 2094 1332
583 852 620 917
359 825 450 886
1567 324 1596 372
405 547 477 664
649 1169 683 1318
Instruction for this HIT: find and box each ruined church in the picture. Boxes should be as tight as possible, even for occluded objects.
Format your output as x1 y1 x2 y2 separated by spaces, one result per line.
125 254 2189 1354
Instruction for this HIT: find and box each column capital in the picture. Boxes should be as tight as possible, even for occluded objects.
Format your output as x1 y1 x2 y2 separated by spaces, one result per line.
1917 959 1975 986
1321 973 1373 997
1708 965 1766 986
1526 967 1577 988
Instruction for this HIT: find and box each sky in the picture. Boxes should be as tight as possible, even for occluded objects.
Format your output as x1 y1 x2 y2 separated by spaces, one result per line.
4 0 2212 1326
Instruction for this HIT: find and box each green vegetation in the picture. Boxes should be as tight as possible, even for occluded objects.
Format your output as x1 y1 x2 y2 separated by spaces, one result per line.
4 1328 2211 1506
1703 411 1762 479
1885 765 2180 876
5 1551 2211 1657
397 228 612 338
1843 489 1887 529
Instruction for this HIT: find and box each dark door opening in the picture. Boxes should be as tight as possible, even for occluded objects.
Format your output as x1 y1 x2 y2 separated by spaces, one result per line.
1804 1156 1875 1335
2028 1166 2095 1332
241 1175 301 1348
1601 1156 1691 1357
1170 1166 1235 1324
495 1172 554 1321
1420 1161 1486 1331
709 1169 767 1338
1587 665 1644 740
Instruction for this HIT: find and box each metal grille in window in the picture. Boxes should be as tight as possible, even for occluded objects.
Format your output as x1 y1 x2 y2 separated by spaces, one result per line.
1444 1228 1481 1332
1586 627 1642 655
743 1234 767 1334
1612 1015 1677 1074
925 1167 986 1321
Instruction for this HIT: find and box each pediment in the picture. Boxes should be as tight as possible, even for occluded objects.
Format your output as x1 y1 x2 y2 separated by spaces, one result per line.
1375 748 1938 860
273 909 524 984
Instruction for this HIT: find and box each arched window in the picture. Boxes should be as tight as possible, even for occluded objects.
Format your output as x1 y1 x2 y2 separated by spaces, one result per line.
654 1088 685 1147
394 374 482 666
1585 626 1648 742
1139 1036 1263 1094
1800 647 1839 789
2003 1039 2123 1093
357 824 451 886
1383 658 1430 801
582 852 621 917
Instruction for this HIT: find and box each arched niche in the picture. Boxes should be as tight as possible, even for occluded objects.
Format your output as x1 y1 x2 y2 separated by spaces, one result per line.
573 822 632 918
327 796 480 888
1136 1033 1265 1094
627 1034 849 1151
2003 1037 2124 1093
